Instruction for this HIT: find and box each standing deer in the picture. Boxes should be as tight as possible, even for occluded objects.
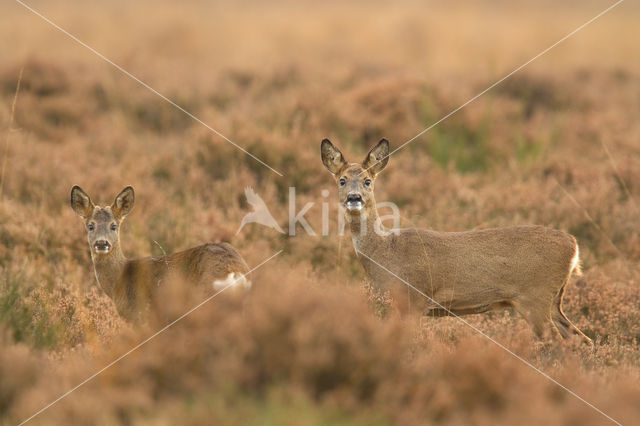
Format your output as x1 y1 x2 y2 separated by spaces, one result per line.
321 138 592 345
71 185 250 321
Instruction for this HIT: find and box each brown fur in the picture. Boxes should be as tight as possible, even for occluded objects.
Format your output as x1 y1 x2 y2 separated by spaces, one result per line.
321 138 592 345
71 185 249 321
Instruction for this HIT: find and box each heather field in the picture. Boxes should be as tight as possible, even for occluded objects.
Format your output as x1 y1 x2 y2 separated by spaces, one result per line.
0 1 639 424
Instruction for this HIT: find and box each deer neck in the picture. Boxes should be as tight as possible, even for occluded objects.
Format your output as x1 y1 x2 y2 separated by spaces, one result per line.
347 202 387 254
91 243 127 298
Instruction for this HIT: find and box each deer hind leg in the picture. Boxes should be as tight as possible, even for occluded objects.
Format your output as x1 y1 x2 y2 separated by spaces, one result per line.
552 283 593 346
512 297 560 340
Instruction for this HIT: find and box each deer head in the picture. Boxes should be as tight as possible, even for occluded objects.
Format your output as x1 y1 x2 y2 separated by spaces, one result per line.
71 185 135 257
321 138 389 218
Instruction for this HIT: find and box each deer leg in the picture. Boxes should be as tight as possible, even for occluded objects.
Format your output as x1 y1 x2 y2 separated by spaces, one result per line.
513 298 559 340
551 284 570 338
552 284 593 346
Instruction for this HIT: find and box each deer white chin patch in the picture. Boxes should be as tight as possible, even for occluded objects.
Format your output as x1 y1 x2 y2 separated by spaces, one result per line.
213 273 251 291
346 201 364 211
93 246 111 254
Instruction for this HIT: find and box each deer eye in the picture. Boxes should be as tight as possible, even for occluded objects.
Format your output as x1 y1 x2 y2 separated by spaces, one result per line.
339 178 346 186
87 223 95 231
364 179 372 187
110 223 117 231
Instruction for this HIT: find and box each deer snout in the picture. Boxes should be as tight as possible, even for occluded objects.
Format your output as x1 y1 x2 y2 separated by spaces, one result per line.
345 193 364 211
347 193 362 203
93 240 111 254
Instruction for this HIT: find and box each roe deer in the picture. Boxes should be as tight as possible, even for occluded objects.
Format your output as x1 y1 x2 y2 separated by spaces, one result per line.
71 185 250 321
321 138 592 345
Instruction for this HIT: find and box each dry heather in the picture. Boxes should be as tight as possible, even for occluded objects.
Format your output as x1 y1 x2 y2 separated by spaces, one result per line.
0 1 639 425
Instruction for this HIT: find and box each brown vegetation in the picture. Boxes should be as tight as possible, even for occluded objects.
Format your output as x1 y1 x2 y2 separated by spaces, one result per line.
0 1 639 424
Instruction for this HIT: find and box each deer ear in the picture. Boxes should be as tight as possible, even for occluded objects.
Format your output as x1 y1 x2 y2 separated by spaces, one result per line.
71 185 94 219
362 138 389 176
112 186 135 219
321 139 347 175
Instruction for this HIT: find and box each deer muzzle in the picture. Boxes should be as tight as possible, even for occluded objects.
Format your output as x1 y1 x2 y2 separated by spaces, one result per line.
93 240 112 254
345 193 364 211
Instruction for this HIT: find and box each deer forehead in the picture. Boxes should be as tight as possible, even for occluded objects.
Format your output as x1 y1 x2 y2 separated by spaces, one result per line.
340 164 374 180
89 207 117 223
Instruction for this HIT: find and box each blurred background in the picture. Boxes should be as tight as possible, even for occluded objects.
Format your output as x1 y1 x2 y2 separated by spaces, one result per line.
0 1 638 424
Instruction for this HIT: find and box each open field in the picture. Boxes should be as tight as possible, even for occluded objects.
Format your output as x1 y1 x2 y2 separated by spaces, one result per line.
0 0 639 424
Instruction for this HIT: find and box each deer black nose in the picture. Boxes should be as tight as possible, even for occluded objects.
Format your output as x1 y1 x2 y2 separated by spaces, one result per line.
93 240 111 253
346 193 362 203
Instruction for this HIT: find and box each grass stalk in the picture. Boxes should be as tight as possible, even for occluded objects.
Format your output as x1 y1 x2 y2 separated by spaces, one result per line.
0 66 23 199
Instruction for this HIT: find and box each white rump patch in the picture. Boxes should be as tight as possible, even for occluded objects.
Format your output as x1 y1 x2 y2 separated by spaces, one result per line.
213 272 252 291
570 244 582 276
